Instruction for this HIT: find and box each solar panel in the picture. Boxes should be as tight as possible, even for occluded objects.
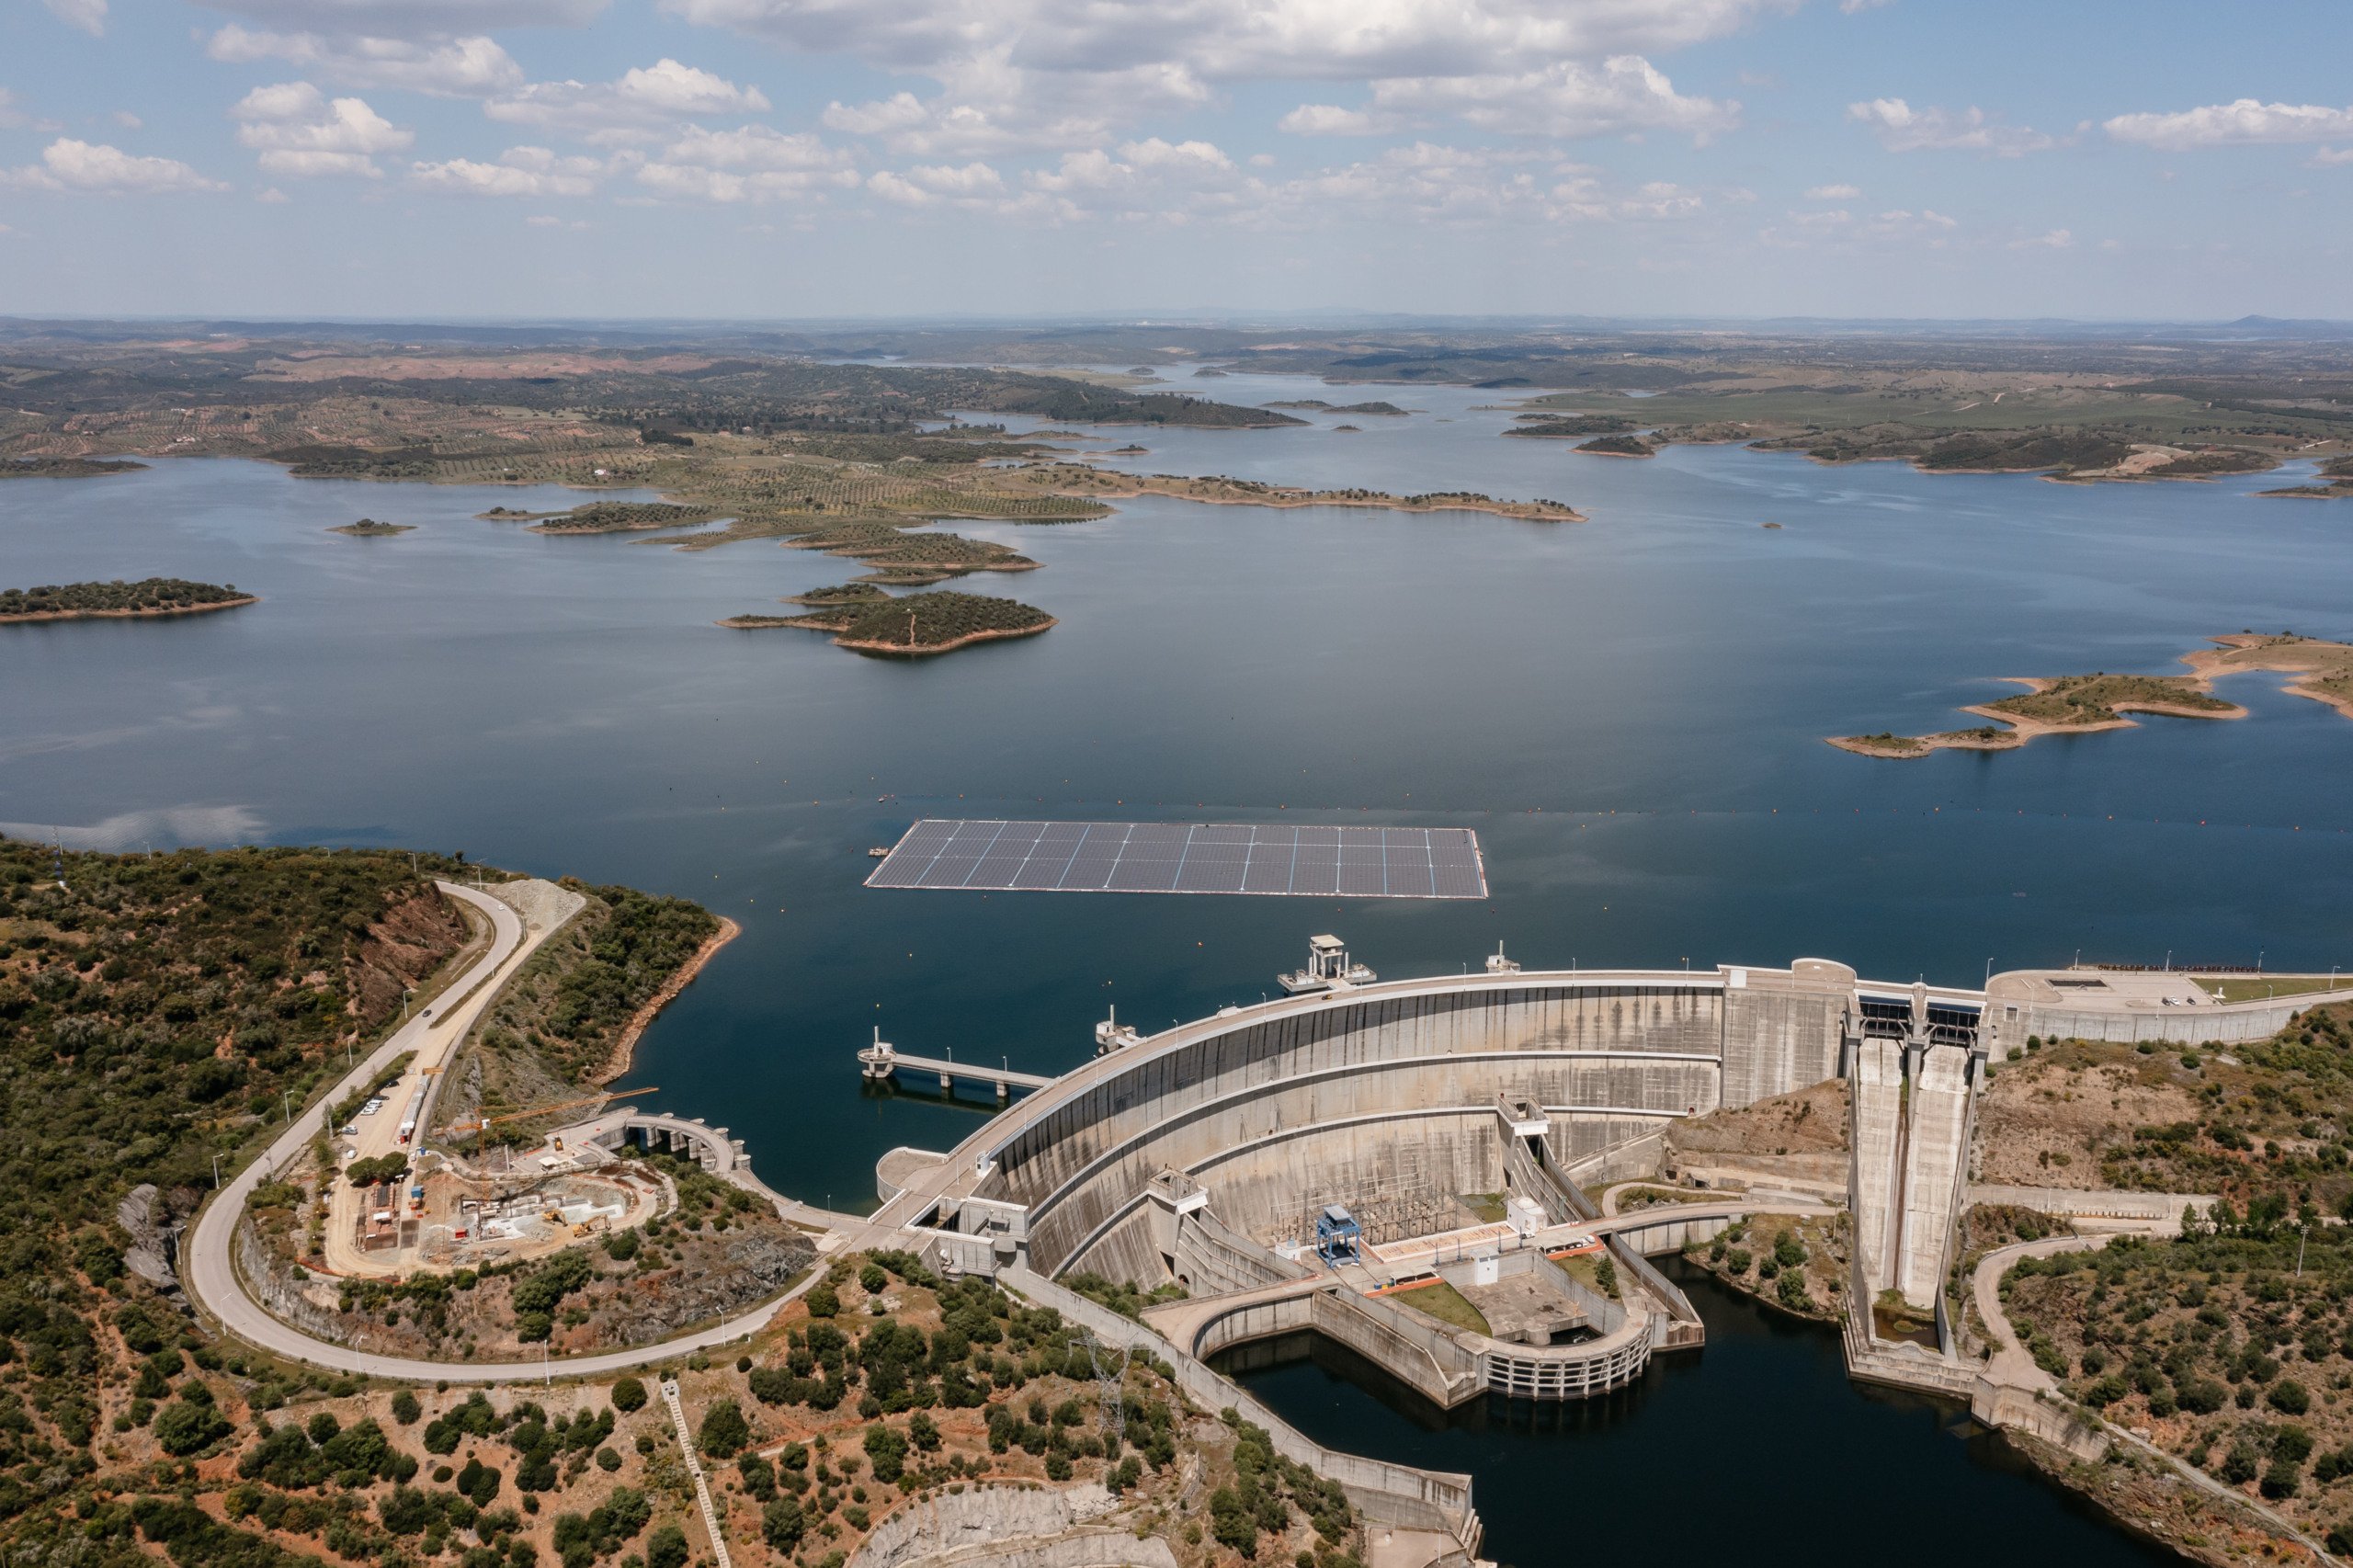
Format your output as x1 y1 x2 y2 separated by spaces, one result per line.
866 821 1488 899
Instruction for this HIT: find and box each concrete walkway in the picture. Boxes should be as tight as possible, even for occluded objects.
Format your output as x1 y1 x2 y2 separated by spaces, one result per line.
663 1378 733 1568
1971 1233 2114 1391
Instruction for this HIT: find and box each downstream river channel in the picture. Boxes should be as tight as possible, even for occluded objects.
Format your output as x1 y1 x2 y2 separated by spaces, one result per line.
4 366 2349 1564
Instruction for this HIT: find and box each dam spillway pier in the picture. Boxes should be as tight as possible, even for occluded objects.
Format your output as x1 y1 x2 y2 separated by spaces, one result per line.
858 1031 1055 1097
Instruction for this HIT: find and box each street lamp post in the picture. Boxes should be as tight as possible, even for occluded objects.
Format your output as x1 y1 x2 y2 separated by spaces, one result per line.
282 1089 294 1125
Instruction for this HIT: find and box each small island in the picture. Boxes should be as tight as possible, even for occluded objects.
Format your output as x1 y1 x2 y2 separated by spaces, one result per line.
523 501 722 534
722 590 1054 657
0 577 256 622
328 517 414 537
1574 434 1658 458
785 582 890 607
1505 414 1636 438
1007 461 1585 521
1265 400 1410 416
1830 633 2353 757
1 456 148 478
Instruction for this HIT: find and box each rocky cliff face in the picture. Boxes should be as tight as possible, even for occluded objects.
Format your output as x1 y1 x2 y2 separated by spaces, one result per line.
348 886 470 1024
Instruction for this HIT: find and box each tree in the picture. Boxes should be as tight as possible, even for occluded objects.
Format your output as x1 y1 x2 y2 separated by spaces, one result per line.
347 1153 410 1188
610 1377 647 1414
644 1524 688 1568
763 1496 806 1551
699 1399 750 1458
2270 1379 2312 1415
390 1390 422 1426
908 1412 941 1452
864 1424 908 1483
807 1283 840 1319
153 1397 233 1456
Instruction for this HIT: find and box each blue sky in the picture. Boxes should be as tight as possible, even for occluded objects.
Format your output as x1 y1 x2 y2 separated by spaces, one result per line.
1 0 2347 321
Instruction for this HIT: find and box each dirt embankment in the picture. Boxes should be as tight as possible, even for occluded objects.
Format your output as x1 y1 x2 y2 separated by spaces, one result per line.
1975 1051 2205 1189
348 886 473 1022
1666 1079 1850 1159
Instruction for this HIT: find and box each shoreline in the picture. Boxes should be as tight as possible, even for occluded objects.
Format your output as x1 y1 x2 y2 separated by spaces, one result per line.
1824 641 2353 758
1033 469 1585 522
836 619 1056 657
0 594 258 624
592 915 740 1085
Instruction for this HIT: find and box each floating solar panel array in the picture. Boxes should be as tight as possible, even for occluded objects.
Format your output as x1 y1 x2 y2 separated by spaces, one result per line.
866 820 1488 900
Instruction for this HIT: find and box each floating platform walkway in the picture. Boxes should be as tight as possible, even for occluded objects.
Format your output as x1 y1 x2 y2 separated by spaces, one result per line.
858 1034 1055 1098
866 819 1487 899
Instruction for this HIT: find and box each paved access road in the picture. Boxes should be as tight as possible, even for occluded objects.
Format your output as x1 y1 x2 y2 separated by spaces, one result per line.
180 879 870 1385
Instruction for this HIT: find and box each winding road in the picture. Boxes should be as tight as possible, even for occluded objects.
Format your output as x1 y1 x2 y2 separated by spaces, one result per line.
180 879 855 1386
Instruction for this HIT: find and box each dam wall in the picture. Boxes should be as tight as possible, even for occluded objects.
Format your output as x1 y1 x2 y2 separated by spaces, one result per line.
924 966 1858 1278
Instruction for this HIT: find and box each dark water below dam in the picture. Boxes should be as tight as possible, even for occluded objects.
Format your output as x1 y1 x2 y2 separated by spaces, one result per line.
1217 1259 2179 1568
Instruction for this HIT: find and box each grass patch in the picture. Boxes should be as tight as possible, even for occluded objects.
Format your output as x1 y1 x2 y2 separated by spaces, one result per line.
1391 1281 1491 1337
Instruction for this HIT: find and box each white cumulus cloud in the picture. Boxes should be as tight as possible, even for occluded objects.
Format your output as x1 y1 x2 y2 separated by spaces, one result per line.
1804 182 1860 199
207 27 526 97
487 58 770 142
1848 97 2051 155
2 139 227 193
681 0 1782 144
666 0 1787 83
2009 227 2073 249
1280 55 1736 142
42 0 107 36
231 81 412 178
868 161 1004 205
633 124 859 201
197 0 604 34
409 145 600 197
2103 99 2353 151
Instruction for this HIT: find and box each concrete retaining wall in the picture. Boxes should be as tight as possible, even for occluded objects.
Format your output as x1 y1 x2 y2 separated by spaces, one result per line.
1851 1038 1904 1297
1006 1270 1480 1546
1896 1043 1972 1307
2023 1001 2299 1046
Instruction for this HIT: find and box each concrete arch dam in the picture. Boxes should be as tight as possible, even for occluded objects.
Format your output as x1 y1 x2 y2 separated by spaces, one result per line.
882 961 1861 1287
873 957 2078 1410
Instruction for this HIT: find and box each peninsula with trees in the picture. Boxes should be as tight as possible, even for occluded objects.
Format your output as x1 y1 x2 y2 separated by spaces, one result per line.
1830 633 2353 757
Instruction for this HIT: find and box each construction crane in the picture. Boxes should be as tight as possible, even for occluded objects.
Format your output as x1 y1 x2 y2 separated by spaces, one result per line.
442 1086 658 1137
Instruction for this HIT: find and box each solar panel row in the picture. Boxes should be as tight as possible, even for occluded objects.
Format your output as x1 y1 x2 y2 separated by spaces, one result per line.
866 820 1487 900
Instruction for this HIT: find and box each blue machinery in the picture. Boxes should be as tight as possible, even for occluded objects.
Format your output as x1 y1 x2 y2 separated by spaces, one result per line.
1315 1204 1362 1267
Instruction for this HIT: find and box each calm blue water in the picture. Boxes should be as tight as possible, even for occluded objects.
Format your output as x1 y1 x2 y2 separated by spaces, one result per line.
2 382 2349 1212
1220 1259 2179 1568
